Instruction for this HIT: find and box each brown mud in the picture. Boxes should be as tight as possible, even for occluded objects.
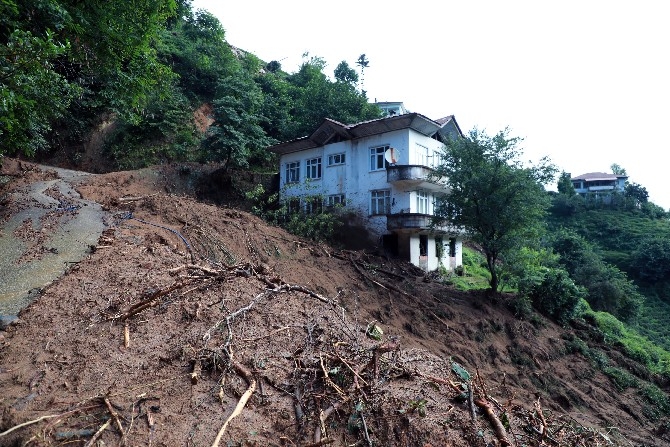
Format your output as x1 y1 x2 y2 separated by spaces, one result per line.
0 159 667 446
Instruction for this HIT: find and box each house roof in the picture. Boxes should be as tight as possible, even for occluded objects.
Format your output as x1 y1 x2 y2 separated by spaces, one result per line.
571 172 628 181
268 113 463 155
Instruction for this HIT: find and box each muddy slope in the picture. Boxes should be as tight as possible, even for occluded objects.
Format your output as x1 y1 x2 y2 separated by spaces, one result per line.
0 161 667 446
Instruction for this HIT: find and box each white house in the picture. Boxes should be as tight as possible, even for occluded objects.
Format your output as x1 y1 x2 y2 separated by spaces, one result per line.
571 172 627 200
267 111 465 272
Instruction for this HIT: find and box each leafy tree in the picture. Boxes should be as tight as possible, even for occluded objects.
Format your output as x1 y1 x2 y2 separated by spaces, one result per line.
202 68 274 169
334 61 358 85
286 57 381 138
631 238 670 282
625 182 649 207
550 228 643 321
157 7 237 101
433 128 556 292
611 163 627 176
556 171 576 196
0 29 77 156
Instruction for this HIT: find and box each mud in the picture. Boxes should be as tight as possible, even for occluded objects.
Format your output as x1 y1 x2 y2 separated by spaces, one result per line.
0 158 668 447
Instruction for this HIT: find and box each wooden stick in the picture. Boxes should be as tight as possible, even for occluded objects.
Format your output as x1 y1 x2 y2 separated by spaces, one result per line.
83 419 111 447
475 399 511 446
124 322 130 348
0 404 100 437
210 361 257 447
104 397 124 437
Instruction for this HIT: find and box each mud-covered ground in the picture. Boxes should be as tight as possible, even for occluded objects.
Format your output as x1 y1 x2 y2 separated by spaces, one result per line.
0 159 667 446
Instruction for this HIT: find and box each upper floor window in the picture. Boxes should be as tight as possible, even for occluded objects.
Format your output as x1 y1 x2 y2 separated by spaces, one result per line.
416 190 429 214
285 161 300 183
328 153 346 166
306 157 322 180
370 145 389 171
370 189 391 215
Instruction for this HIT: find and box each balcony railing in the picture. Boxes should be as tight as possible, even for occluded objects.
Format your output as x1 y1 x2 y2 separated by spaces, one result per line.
386 213 461 234
386 165 448 191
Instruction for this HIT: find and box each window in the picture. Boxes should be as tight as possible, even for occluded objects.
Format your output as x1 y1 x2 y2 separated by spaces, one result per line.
327 194 346 207
419 235 428 257
286 198 301 214
370 189 391 215
416 191 428 214
306 157 322 180
328 153 346 166
285 161 300 183
370 145 389 171
304 196 323 214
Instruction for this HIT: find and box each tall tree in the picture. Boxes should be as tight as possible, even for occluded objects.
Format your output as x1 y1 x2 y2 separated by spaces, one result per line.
433 128 556 291
334 61 358 85
202 68 273 169
610 163 627 176
355 54 369 93
557 171 576 196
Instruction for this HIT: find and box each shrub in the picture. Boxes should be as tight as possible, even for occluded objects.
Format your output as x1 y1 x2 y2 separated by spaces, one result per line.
529 268 585 325
603 367 639 391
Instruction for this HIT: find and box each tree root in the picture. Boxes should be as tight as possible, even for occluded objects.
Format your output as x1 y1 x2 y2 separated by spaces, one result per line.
475 398 511 446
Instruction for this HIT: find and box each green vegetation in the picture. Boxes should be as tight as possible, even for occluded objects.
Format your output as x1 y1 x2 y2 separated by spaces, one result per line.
444 247 491 291
246 184 345 243
433 128 556 291
1 1 380 170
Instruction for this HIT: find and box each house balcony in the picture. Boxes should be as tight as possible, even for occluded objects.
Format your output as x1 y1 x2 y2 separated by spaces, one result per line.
386 165 448 192
585 185 616 192
386 213 460 234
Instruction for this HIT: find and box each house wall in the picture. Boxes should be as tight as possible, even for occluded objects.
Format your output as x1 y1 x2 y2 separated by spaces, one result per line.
277 127 462 271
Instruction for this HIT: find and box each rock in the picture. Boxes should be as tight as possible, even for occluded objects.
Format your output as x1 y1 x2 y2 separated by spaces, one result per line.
0 315 19 330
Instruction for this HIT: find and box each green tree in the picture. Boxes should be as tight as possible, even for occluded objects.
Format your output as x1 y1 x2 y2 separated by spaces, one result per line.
631 238 670 282
334 61 358 85
433 128 556 292
550 228 643 321
557 171 576 196
611 163 627 176
0 29 77 156
202 68 274 169
625 182 649 207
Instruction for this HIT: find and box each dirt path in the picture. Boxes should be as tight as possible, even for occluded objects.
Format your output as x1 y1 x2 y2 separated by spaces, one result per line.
0 162 106 315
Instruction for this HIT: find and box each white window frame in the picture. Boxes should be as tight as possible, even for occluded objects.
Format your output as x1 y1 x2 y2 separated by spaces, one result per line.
370 189 391 215
370 145 389 171
285 161 300 183
416 190 429 214
328 153 346 166
306 157 322 180
327 194 346 207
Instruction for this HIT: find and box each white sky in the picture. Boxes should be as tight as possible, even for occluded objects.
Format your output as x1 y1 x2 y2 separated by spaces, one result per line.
192 0 670 209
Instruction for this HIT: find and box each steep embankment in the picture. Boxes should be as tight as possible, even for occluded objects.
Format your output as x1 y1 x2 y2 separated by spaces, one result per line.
0 160 667 446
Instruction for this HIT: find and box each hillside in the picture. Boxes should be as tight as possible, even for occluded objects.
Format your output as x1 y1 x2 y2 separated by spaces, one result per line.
0 160 668 446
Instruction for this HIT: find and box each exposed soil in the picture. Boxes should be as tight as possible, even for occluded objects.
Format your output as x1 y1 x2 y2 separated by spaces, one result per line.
0 159 668 446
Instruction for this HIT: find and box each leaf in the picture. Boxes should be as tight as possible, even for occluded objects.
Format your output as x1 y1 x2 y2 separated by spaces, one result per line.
451 361 470 382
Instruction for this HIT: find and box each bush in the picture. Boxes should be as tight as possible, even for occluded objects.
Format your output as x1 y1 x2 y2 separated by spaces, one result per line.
529 268 585 325
603 367 639 391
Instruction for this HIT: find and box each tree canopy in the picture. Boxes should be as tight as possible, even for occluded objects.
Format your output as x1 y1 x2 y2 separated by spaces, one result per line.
433 128 556 291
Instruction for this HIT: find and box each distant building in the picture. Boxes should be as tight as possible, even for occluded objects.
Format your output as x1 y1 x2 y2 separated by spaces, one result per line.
267 111 465 272
375 101 409 117
571 172 627 201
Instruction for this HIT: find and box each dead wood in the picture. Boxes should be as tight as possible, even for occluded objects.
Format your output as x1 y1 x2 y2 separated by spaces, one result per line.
114 280 193 321
475 398 511 446
210 360 257 447
0 404 100 438
104 397 125 441
83 419 111 447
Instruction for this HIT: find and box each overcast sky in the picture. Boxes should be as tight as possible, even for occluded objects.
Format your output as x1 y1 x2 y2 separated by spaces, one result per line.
191 0 670 209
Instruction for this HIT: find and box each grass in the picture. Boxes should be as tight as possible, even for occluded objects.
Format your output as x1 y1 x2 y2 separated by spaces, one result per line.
583 309 670 379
